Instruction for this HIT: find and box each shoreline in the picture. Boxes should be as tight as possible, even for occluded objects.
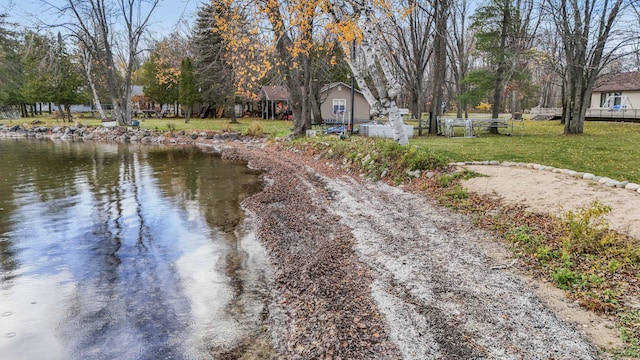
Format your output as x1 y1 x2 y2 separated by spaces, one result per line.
221 142 617 359
1 124 629 358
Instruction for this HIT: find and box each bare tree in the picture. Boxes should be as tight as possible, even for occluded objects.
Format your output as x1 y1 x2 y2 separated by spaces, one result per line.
532 26 563 109
427 0 451 134
379 0 436 136
53 0 159 125
78 38 107 121
544 0 627 134
447 0 475 118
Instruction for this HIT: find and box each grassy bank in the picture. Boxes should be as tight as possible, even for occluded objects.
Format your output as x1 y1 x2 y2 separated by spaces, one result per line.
411 119 640 184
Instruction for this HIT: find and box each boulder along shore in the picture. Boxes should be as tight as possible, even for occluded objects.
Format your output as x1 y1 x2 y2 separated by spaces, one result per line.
1 124 613 359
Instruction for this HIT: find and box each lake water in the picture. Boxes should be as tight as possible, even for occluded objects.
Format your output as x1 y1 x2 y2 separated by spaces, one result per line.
0 139 272 359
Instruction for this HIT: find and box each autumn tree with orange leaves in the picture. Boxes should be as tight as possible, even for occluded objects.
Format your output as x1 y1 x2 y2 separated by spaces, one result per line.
211 0 419 142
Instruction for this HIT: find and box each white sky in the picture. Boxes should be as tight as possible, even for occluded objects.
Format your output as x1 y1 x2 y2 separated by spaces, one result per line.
1 0 201 39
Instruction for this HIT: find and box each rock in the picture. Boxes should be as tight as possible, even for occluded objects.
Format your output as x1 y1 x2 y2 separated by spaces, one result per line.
592 176 601 182
605 180 619 187
489 160 500 165
583 173 595 180
406 169 421 178
616 181 629 188
624 183 640 191
598 177 611 184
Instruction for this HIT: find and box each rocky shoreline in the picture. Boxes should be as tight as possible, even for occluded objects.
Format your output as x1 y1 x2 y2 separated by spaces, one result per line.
0 123 247 144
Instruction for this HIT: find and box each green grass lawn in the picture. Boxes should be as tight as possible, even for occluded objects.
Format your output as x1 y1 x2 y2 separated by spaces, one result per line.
3 114 640 183
408 119 640 183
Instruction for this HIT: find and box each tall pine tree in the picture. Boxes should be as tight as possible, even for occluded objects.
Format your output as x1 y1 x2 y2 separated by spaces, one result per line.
191 3 233 118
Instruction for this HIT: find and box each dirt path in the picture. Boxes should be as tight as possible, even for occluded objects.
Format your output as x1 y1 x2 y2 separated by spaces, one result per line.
462 164 640 239
218 142 615 359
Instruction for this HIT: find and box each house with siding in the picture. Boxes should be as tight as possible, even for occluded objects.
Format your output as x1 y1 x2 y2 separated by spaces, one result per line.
590 71 640 110
319 82 370 124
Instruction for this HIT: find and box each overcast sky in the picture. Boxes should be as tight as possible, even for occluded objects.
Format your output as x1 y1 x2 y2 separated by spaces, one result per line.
1 0 200 39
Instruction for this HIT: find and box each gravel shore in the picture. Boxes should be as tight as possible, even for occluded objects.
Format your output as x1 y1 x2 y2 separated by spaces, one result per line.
217 141 604 360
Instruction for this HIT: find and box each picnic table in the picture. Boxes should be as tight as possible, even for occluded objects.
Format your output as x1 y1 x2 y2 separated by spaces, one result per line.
438 117 510 137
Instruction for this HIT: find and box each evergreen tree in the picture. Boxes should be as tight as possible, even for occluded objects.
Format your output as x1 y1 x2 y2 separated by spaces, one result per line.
140 53 178 115
179 58 199 123
0 14 22 108
191 3 233 118
467 0 538 130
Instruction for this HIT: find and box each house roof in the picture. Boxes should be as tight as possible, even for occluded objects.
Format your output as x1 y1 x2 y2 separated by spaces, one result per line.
321 82 363 95
259 86 289 101
593 71 640 92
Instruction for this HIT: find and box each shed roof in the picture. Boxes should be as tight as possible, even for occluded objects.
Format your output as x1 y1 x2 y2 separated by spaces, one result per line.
259 86 289 101
593 71 640 92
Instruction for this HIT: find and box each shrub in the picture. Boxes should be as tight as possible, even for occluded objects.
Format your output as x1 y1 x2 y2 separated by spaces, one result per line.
551 267 582 290
246 121 264 137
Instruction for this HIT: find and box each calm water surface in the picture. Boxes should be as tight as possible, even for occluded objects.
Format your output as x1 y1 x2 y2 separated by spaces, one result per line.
0 139 271 359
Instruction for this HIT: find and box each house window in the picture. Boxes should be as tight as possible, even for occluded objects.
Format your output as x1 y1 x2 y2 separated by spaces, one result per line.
600 93 607 107
332 99 346 114
601 92 623 108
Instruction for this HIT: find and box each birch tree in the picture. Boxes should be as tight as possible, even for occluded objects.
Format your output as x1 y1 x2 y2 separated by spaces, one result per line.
544 0 627 134
78 39 108 121
329 0 410 144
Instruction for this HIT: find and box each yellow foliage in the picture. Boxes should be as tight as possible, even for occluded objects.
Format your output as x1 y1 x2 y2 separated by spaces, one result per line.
476 102 492 113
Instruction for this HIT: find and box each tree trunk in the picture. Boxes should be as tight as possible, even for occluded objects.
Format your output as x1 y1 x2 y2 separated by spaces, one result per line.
184 107 192 123
489 3 510 134
64 104 73 122
429 0 449 135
